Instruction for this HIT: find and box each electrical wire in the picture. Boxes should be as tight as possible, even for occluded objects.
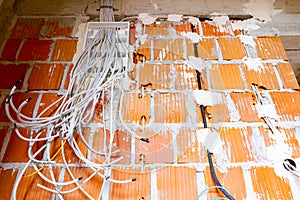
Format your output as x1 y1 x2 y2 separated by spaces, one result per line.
196 186 232 200
192 24 235 200
6 0 140 199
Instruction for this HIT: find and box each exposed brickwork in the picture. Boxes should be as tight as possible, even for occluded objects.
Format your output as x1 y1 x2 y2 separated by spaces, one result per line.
250 167 293 199
18 39 53 61
0 16 299 200
0 38 22 61
28 64 65 90
51 40 77 61
0 64 29 89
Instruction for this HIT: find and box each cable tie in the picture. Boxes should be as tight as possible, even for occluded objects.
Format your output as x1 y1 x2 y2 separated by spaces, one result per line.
140 138 149 143
78 177 83 181
26 97 32 102
132 178 137 182
13 123 17 129
105 176 110 180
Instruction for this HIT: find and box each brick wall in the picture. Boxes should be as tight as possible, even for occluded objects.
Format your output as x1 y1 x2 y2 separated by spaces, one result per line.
0 16 299 199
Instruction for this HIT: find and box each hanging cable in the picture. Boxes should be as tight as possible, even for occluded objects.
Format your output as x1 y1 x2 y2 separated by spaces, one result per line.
191 24 235 200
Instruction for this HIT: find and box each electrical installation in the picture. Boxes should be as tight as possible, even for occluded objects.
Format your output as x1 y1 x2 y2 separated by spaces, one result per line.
5 2 239 199
5 0 151 199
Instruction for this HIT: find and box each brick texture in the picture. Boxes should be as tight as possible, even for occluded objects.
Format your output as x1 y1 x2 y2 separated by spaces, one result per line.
18 40 52 61
0 64 29 89
28 64 65 90
51 40 77 61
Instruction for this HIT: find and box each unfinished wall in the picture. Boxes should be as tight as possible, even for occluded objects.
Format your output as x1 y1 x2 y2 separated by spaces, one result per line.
0 0 18 44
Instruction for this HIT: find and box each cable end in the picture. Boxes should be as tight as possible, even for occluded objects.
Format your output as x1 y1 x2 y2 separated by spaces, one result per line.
140 138 149 143
15 80 22 88
283 158 296 171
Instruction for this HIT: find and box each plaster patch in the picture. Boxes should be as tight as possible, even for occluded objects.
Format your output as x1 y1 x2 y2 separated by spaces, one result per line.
239 35 256 48
193 90 223 106
212 136 229 173
211 15 229 33
186 56 204 71
226 93 241 122
251 127 268 161
256 104 279 120
138 13 156 25
232 18 260 31
267 130 293 178
181 32 201 44
167 14 183 22
187 16 200 26
243 57 265 72
135 33 148 45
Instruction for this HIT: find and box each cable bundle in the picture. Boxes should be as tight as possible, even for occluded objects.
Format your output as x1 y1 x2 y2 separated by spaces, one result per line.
5 1 142 199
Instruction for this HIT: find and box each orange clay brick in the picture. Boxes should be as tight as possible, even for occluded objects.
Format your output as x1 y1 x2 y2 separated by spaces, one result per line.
0 64 29 89
171 21 192 35
0 92 39 122
218 127 254 162
241 63 280 90
37 93 62 117
64 64 74 89
276 62 299 89
201 21 231 36
174 64 198 90
121 93 151 124
186 38 218 60
136 41 151 61
18 167 61 199
3 128 46 162
0 168 18 200
153 38 184 61
177 127 202 163
206 93 230 123
250 166 293 199
61 167 103 199
156 166 198 200
49 130 89 163
154 93 188 123
11 18 45 39
145 23 168 36
28 64 65 90
139 64 171 90
0 38 22 61
204 166 246 200
51 40 77 61
230 92 260 122
198 38 218 59
92 129 131 164
218 37 246 60
0 126 8 151
18 40 52 61
112 130 131 164
110 167 151 200
259 127 300 158
269 92 300 121
256 36 288 60
210 64 244 89
135 128 173 163
41 17 75 38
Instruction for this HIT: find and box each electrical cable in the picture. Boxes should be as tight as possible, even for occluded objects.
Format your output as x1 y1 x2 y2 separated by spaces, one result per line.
192 24 235 200
196 185 232 200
